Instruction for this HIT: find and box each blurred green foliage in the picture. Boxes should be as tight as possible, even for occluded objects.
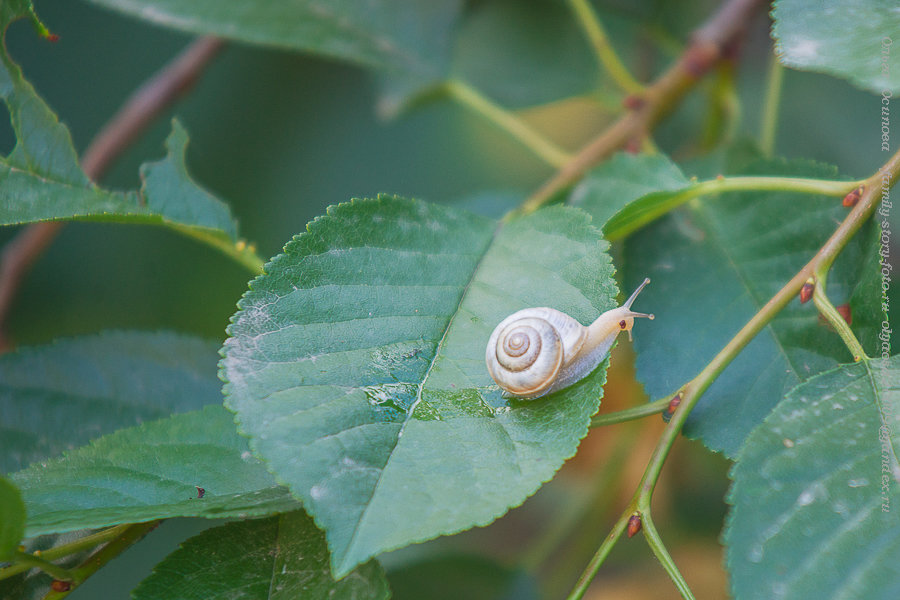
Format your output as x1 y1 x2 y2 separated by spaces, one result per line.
2 1 896 598
3 0 890 347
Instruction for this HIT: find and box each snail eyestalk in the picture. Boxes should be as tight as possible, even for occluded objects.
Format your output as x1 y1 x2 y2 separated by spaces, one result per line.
616 279 655 341
624 277 651 309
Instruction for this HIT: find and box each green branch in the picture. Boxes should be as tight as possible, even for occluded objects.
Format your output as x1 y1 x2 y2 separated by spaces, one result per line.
700 62 741 150
590 397 669 427
566 511 629 600
812 279 868 362
566 0 643 94
6 551 74 583
0 525 132 582
41 522 158 599
760 55 785 157
635 151 896 500
641 513 695 600
605 174 861 241
522 421 640 580
444 80 572 169
569 146 900 597
172 225 265 274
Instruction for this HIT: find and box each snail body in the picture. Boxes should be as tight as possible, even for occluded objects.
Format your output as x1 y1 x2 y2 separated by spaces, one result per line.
485 278 654 399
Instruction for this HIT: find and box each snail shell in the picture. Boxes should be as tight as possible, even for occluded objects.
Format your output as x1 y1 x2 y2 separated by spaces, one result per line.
485 278 654 399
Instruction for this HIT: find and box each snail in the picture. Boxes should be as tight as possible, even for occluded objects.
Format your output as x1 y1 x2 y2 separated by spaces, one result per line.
485 278 654 399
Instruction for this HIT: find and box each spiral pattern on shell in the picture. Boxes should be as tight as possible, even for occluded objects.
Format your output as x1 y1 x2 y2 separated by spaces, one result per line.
486 311 568 399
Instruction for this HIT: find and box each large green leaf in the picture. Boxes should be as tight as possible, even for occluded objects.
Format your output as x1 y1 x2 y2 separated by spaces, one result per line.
0 331 221 474
222 196 618 576
85 0 461 80
773 0 900 94
0 475 25 559
569 152 691 234
624 159 877 456
725 357 900 599
133 512 390 600
10 405 299 537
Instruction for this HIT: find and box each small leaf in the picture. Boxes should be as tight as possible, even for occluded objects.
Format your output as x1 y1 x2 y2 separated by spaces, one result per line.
222 196 618 576
0 118 239 240
0 6 86 187
569 152 691 233
0 475 25 559
85 0 461 80
0 2 53 38
0 331 222 474
773 0 900 94
624 159 875 456
133 512 390 600
725 357 900 599
11 405 299 537
139 121 238 239
0 15 245 254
